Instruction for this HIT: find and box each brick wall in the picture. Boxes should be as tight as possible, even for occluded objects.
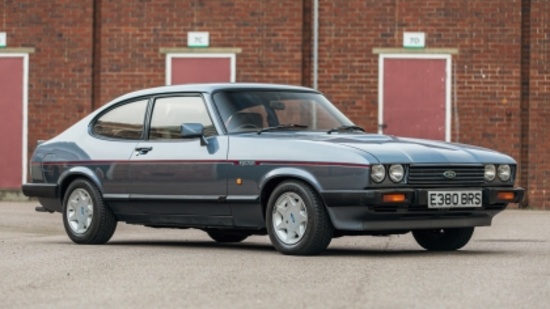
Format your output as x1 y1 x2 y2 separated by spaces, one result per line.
0 1 94 154
316 0 522 160
95 0 305 106
1 0 549 207
525 0 550 208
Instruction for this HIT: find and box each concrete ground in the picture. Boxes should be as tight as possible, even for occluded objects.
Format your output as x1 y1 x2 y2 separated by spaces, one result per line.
1 201 549 308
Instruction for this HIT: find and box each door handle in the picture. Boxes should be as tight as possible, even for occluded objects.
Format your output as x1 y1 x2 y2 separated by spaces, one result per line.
135 146 153 155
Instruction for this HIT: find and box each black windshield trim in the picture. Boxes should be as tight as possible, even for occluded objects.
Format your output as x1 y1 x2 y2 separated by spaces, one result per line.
327 125 365 134
257 124 309 135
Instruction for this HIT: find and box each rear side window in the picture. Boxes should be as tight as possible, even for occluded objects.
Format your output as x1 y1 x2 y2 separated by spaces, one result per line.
92 99 148 139
149 96 216 139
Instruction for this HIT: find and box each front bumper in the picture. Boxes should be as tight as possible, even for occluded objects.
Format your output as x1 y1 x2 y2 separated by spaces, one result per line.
321 187 524 231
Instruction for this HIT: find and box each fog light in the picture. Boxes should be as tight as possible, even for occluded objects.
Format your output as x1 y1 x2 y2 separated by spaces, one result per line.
382 193 406 203
497 191 515 201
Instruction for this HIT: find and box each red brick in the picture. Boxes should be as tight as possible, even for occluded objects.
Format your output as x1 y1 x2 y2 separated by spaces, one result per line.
1 0 549 207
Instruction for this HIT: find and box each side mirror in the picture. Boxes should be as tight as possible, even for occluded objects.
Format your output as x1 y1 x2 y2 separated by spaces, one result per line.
181 123 208 146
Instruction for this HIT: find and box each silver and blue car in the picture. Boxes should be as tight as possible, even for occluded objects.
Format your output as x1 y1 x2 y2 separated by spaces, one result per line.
22 83 524 255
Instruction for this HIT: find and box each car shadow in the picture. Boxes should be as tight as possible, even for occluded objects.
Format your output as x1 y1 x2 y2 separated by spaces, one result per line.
322 246 511 257
83 239 513 257
106 239 277 253
475 238 546 243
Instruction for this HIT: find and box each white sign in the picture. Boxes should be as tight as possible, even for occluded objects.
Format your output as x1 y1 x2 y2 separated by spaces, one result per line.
187 32 209 48
403 32 425 48
0 32 6 48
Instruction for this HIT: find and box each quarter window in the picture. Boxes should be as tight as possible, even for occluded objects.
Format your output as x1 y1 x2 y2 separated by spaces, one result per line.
92 99 148 139
149 96 216 139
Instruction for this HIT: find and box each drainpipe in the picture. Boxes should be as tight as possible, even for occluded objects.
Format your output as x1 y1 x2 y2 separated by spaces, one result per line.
312 0 319 90
92 0 102 112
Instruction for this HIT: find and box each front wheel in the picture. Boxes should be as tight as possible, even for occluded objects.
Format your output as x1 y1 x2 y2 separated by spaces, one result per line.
62 178 117 244
266 180 333 255
412 227 474 251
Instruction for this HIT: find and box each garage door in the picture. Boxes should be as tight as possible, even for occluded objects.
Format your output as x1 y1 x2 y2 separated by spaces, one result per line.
379 55 451 141
0 54 28 188
166 53 236 85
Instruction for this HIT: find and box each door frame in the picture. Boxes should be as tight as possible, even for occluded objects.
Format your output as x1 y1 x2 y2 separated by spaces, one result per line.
165 53 237 85
0 53 30 185
378 53 452 141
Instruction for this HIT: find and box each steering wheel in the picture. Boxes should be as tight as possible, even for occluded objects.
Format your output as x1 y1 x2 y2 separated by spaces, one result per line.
233 123 259 131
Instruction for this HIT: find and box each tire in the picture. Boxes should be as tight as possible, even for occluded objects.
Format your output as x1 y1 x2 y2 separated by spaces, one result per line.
412 227 474 251
62 178 117 244
266 180 333 255
206 229 249 243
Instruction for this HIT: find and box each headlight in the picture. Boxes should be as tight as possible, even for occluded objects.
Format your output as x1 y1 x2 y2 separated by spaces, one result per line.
484 164 496 181
498 164 511 181
388 164 404 183
370 164 386 183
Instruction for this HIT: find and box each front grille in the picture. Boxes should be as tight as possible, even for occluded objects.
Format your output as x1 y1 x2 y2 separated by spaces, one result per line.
408 165 485 187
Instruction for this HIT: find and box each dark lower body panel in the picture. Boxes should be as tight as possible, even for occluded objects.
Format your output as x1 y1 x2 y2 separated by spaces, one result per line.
326 207 500 232
22 183 63 212
105 196 266 230
321 187 524 232
24 182 524 236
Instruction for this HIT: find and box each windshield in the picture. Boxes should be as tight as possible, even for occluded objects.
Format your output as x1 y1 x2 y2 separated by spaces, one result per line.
212 91 353 133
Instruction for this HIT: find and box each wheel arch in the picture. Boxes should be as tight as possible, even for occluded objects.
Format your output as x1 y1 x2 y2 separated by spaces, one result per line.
57 166 104 202
258 167 325 218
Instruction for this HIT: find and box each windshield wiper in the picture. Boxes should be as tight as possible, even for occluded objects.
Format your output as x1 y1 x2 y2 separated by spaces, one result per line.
327 125 365 134
257 124 308 135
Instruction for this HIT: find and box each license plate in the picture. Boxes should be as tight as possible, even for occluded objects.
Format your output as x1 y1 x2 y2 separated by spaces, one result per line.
428 190 482 208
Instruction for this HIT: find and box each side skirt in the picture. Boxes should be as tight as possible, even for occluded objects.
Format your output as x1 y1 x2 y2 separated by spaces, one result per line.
103 194 265 229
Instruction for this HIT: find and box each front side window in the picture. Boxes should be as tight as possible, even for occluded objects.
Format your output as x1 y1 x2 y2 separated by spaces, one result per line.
92 99 148 139
213 91 353 133
149 96 216 139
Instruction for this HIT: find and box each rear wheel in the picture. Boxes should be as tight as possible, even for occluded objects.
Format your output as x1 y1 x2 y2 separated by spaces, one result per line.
206 229 249 243
62 178 117 244
266 180 333 255
412 227 474 251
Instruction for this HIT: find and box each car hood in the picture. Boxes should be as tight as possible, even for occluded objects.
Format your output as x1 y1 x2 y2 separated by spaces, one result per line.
313 134 516 164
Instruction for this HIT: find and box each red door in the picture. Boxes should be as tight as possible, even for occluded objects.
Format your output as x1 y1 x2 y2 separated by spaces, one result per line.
169 55 234 84
382 58 447 140
0 56 25 188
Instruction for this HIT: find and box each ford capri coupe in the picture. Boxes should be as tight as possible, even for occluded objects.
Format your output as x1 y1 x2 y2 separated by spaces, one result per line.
23 83 524 255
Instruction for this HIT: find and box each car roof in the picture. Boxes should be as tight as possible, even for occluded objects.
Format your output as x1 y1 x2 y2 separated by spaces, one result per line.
113 83 320 103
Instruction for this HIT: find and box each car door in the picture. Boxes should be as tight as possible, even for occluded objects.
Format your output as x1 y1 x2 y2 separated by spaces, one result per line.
89 98 149 196
127 94 230 218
